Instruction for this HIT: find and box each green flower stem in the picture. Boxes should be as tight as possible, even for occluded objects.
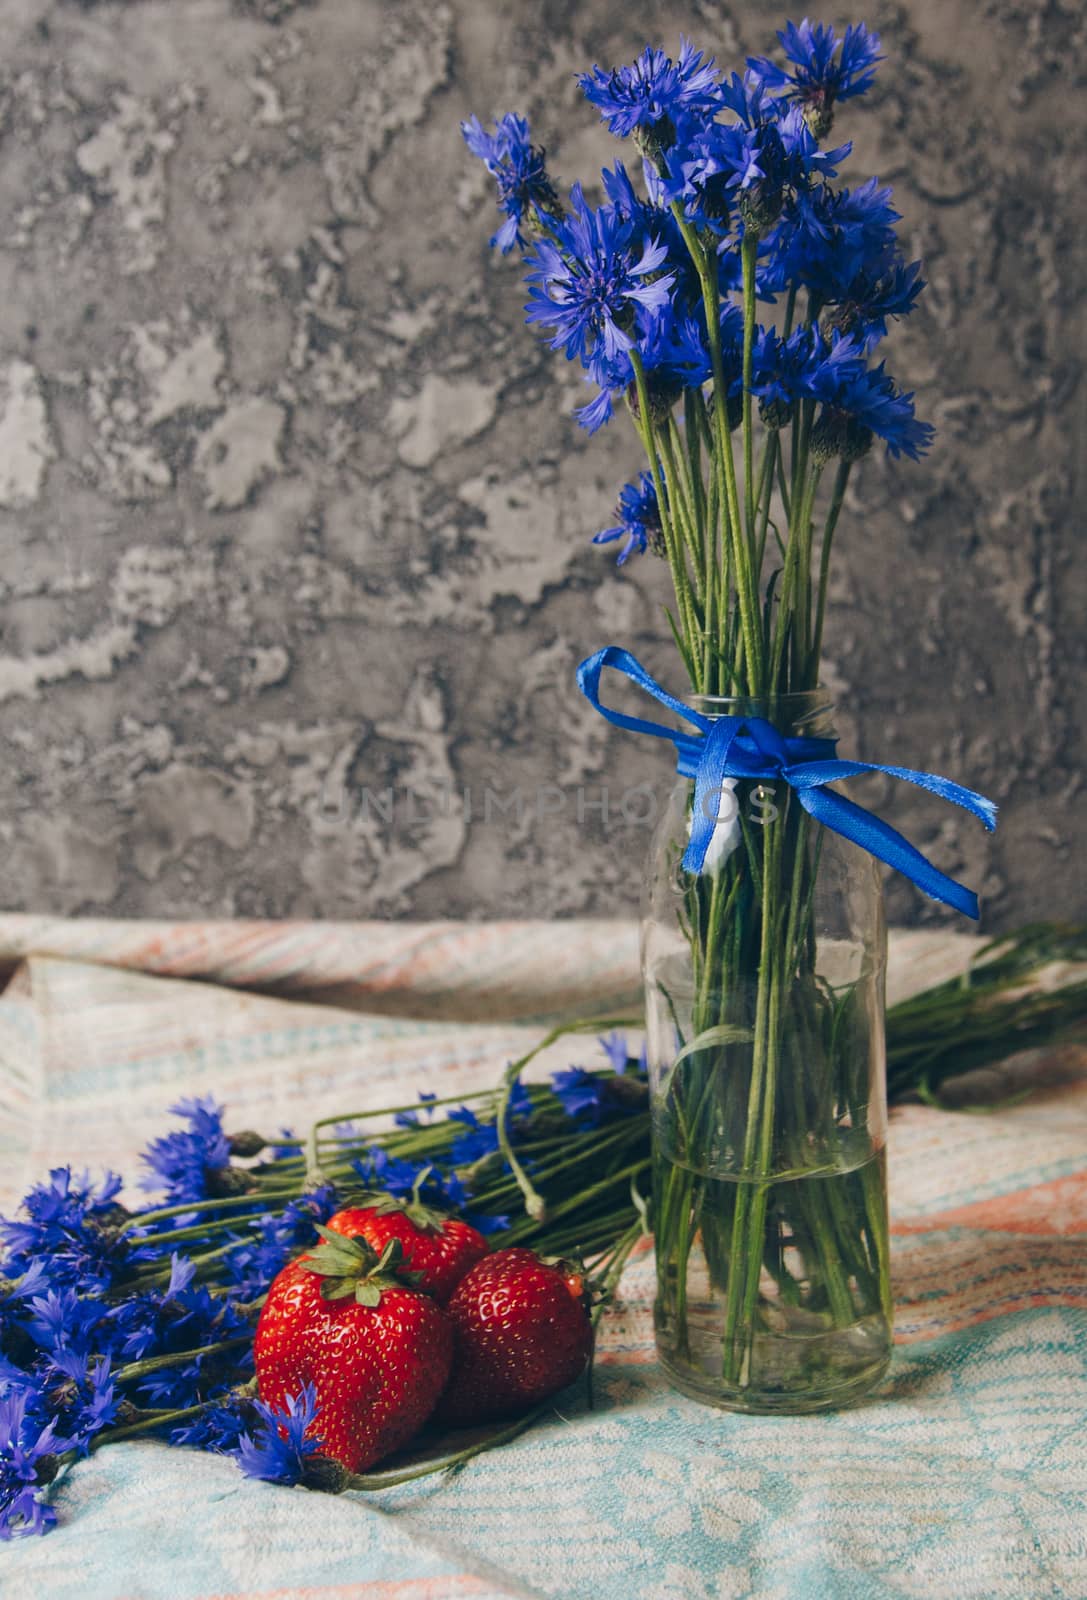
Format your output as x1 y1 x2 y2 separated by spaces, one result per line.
661 420 705 594
305 1086 501 1179
491 1117 647 1189
769 464 822 692
741 230 760 544
776 442 794 524
504 1158 650 1241
808 459 852 686
343 1403 553 1493
682 390 708 531
126 1237 253 1288
120 1189 302 1234
89 1398 225 1450
491 1017 641 1224
591 1220 645 1303
671 203 764 693
790 398 816 533
114 1335 254 1385
720 806 780 1381
526 1208 646 1259
782 285 799 341
753 429 780 577
629 354 701 647
131 1216 276 1250
796 461 825 671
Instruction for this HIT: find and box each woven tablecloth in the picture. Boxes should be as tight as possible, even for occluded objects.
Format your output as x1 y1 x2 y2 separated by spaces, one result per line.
1 917 1085 1600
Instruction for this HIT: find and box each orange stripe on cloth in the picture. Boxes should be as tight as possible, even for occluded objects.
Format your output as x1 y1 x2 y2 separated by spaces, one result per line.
890 1171 1087 1237
891 1227 1087 1340
197 1576 498 1600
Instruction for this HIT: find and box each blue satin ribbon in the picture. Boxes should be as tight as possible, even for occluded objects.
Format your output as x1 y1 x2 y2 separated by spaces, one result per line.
576 646 997 919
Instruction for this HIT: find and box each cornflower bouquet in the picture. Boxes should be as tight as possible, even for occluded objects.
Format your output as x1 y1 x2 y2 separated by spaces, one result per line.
0 1026 648 1538
464 22 998 1410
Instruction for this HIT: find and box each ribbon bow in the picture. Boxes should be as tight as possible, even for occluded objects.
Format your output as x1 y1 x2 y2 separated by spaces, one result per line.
576 646 997 919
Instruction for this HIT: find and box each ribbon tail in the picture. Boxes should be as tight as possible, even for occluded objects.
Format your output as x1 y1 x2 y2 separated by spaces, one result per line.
788 759 997 832
799 786 981 919
683 719 746 873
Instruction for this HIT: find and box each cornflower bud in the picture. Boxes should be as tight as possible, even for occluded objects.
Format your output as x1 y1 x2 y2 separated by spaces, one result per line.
759 396 794 430
810 408 849 463
626 371 684 428
228 1131 267 1158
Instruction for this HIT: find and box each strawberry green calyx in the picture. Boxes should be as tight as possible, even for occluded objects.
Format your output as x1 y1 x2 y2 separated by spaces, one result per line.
300 1228 425 1306
346 1168 447 1234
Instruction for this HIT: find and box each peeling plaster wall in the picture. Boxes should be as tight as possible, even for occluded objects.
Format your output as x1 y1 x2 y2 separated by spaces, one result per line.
0 0 1083 928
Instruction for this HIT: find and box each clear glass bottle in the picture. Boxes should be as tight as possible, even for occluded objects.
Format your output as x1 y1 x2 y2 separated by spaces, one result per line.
642 692 892 1413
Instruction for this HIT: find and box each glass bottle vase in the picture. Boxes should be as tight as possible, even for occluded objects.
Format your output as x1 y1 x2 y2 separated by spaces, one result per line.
642 692 892 1413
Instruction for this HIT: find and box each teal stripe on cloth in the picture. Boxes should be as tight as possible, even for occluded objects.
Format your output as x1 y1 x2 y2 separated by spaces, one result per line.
5 1307 1085 1600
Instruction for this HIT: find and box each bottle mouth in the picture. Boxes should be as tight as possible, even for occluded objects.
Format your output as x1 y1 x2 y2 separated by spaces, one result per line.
687 689 836 733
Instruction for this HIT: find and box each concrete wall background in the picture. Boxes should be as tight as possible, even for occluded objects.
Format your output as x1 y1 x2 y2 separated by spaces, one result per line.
0 0 1083 928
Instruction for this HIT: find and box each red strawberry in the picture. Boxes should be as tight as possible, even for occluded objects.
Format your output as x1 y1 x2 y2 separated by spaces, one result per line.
324 1188 488 1306
254 1229 452 1474
436 1247 593 1426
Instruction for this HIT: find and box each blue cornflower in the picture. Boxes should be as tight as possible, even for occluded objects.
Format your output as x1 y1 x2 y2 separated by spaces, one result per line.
461 113 561 253
21 1288 104 1360
750 323 839 423
524 184 675 370
749 20 883 134
446 1106 499 1165
108 1252 252 1409
433 1168 470 1210
41 1351 118 1455
579 38 720 143
601 163 702 311
463 1211 510 1236
663 75 848 233
223 1187 337 1300
394 1090 439 1131
3 1259 50 1302
267 1127 305 1163
600 1032 648 1078
551 1067 607 1126
574 298 718 434
600 1032 631 1074
141 1096 232 1206
350 1148 471 1212
445 1079 531 1168
552 1044 649 1125
352 1146 427 1196
573 381 620 435
752 324 799 406
800 342 933 460
0 1389 60 1540
770 177 923 341
0 1169 127 1295
593 472 664 565
236 1383 324 1487
824 257 925 346
770 175 894 299
170 1399 248 1454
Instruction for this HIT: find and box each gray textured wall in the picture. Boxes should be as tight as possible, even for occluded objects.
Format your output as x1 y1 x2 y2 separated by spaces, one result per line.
0 0 1083 928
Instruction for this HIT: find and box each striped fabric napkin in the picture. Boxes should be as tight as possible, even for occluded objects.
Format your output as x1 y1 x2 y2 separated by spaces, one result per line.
1 918 1084 1600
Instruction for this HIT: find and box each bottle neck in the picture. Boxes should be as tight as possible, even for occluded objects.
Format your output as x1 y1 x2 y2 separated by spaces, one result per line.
687 692 837 741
